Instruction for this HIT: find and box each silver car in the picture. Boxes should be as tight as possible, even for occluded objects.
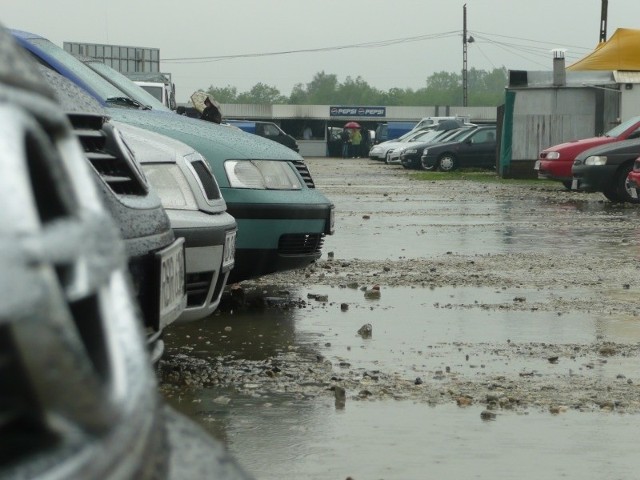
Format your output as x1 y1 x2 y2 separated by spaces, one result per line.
114 122 238 322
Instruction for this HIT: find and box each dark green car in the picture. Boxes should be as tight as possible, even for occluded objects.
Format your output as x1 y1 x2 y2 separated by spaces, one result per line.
14 30 335 283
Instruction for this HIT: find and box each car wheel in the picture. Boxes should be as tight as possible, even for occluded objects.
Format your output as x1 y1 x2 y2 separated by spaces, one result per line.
606 163 640 203
437 153 457 172
561 181 573 190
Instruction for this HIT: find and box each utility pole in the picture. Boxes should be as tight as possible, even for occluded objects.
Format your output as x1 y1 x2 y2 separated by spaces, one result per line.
599 0 608 43
463 3 468 107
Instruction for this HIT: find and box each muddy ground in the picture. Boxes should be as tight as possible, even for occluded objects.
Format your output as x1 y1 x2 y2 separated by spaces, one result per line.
160 158 640 416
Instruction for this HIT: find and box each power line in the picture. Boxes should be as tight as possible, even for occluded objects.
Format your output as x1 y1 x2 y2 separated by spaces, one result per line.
163 31 461 63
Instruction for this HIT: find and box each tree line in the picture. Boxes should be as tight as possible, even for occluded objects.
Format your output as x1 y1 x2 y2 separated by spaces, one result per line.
205 67 508 107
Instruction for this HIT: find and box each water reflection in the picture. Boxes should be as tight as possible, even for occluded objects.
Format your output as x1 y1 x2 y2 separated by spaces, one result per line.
325 191 640 260
164 285 640 479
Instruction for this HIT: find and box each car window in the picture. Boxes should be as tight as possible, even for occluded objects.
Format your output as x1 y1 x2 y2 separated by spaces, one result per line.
86 61 170 112
469 129 496 144
263 124 280 136
605 116 640 137
627 127 640 140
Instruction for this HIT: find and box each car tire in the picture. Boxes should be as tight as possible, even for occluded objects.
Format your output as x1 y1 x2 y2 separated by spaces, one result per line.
437 153 457 172
603 163 639 204
561 181 573 190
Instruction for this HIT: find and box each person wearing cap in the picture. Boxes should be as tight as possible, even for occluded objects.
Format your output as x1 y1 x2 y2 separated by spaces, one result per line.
201 97 222 124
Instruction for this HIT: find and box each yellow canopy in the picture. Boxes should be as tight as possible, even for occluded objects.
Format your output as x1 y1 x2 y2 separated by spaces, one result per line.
567 28 640 71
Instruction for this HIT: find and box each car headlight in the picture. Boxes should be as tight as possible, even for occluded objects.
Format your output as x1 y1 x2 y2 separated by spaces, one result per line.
141 163 198 209
546 151 561 160
224 160 303 190
406 148 418 154
584 155 608 166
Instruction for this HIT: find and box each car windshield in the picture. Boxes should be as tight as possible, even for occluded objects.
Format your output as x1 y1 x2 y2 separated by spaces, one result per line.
86 61 170 112
605 116 640 137
411 130 440 142
29 38 139 105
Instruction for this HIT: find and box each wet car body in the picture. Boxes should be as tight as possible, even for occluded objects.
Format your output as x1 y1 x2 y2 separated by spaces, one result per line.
0 27 254 480
536 116 640 188
13 30 334 284
37 66 185 362
571 138 640 203
114 122 237 322
420 125 497 171
399 126 475 169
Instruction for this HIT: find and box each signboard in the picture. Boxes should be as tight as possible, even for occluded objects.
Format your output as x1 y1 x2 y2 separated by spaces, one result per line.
63 42 160 74
330 106 386 117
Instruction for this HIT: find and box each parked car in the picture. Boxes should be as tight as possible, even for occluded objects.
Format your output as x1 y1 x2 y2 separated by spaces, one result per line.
571 138 640 203
399 126 477 169
13 30 335 284
37 65 184 363
536 116 640 189
420 125 497 171
0 26 254 479
114 122 238 322
626 156 640 200
369 128 436 162
225 120 299 152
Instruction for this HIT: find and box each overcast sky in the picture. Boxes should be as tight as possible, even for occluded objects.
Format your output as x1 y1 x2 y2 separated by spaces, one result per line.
5 0 640 102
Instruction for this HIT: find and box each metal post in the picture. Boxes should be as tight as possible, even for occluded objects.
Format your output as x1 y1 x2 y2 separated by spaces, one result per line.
463 4 468 107
599 0 608 43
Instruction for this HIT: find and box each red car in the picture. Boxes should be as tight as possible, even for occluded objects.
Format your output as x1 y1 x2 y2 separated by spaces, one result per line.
627 156 640 200
535 116 640 189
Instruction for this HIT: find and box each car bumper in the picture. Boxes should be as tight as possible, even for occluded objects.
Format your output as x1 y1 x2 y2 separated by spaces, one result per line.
400 153 421 169
166 209 237 322
571 163 618 192
535 159 572 182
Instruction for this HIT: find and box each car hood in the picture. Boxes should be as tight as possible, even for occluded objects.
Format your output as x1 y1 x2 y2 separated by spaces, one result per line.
575 137 640 160
542 136 614 154
110 109 300 162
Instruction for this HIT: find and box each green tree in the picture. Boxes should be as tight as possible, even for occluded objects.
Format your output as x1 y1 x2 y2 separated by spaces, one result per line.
236 83 287 104
205 85 238 103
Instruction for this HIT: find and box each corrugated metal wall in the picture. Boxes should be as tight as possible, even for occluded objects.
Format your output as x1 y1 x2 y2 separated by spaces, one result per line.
511 89 597 162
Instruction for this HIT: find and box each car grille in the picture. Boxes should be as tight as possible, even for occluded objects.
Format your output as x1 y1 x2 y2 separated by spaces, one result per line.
190 159 221 200
68 113 147 196
185 271 214 307
278 233 324 255
292 160 315 188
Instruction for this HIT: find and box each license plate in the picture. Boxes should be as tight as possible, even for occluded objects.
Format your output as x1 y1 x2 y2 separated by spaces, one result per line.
632 188 639 199
571 178 579 190
157 238 186 329
534 160 540 171
222 230 236 269
326 207 335 235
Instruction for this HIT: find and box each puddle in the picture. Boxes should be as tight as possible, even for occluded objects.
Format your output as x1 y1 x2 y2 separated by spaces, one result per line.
325 194 640 260
164 285 640 479
168 393 640 480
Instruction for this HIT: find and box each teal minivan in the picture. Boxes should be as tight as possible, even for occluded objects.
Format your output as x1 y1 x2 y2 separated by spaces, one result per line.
14 30 334 283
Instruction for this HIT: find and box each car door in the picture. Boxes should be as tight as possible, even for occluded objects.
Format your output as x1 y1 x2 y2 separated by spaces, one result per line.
457 127 496 167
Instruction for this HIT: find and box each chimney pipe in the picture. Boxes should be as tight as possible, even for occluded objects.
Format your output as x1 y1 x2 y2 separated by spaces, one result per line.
552 49 566 87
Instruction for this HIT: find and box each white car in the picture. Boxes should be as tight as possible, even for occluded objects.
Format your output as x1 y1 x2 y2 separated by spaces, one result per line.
115 122 238 323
